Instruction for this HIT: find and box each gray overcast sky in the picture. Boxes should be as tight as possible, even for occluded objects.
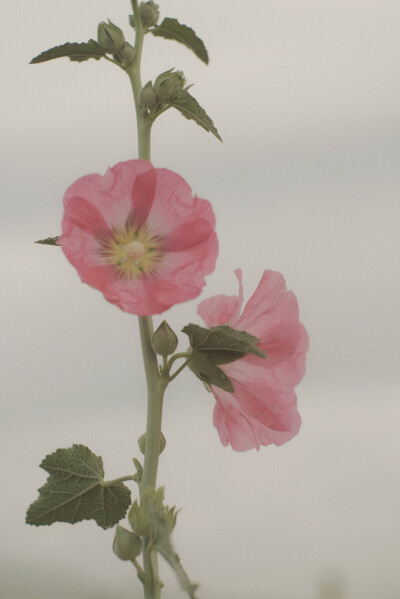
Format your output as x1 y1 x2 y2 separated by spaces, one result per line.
1 1 400 598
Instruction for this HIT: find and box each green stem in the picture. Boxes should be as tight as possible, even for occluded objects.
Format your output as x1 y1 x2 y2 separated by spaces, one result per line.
167 352 192 382
129 0 152 161
101 475 137 487
138 317 166 492
129 4 163 597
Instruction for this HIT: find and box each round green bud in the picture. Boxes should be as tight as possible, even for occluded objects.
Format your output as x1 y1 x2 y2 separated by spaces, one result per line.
139 81 157 108
97 20 125 54
138 432 166 455
114 42 136 67
154 69 186 103
151 320 179 355
113 525 142 561
139 1 160 27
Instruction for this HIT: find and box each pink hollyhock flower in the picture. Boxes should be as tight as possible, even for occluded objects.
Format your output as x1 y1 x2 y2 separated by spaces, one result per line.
59 160 218 316
197 269 308 451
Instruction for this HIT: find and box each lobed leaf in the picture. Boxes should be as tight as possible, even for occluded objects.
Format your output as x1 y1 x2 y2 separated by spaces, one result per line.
151 18 209 64
30 41 106 64
26 445 131 530
169 88 222 142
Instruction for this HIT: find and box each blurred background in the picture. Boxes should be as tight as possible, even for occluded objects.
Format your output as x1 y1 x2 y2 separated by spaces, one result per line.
1 0 399 597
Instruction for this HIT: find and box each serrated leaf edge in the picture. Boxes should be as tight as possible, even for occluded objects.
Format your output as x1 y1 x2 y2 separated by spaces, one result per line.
152 17 209 64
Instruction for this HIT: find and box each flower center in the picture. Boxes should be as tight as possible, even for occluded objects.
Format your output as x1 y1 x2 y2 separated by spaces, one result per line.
99 223 163 280
125 240 146 261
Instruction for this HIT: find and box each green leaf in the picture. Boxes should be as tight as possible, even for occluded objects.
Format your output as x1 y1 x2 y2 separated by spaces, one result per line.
187 351 235 393
34 236 60 246
169 88 222 142
182 324 266 393
26 445 131 530
30 40 106 64
182 323 266 360
151 18 209 64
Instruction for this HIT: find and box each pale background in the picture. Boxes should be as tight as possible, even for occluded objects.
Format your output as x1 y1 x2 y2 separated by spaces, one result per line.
1 1 399 598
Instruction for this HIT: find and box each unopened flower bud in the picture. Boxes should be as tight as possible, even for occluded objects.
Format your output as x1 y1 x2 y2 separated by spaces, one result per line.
139 81 157 108
97 20 125 54
114 42 136 67
151 320 178 355
139 1 160 27
113 524 142 561
138 432 166 455
154 69 186 103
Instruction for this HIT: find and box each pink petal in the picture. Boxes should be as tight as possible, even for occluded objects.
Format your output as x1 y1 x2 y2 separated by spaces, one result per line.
213 398 260 451
62 197 110 236
164 218 214 252
145 169 211 237
197 269 243 327
222 359 299 428
237 270 292 331
212 382 301 452
237 271 303 366
64 160 153 230
131 167 157 228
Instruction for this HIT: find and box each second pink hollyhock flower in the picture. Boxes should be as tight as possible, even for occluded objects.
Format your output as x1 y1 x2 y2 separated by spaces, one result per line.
197 270 309 451
59 160 218 315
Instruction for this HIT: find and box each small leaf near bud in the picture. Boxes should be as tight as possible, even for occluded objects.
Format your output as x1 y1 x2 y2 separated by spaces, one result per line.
97 20 125 54
113 524 142 561
154 69 186 103
138 432 166 455
139 81 157 108
139 1 160 27
114 42 136 68
151 320 178 356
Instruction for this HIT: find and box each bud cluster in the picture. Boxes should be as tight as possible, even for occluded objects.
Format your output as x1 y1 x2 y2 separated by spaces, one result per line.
97 20 136 68
139 69 186 113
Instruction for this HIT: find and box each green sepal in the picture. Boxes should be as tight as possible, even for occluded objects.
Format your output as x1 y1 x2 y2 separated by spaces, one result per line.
182 323 266 392
34 236 60 246
183 323 266 359
187 351 235 392
26 444 131 530
151 17 209 64
169 88 222 142
30 40 106 64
